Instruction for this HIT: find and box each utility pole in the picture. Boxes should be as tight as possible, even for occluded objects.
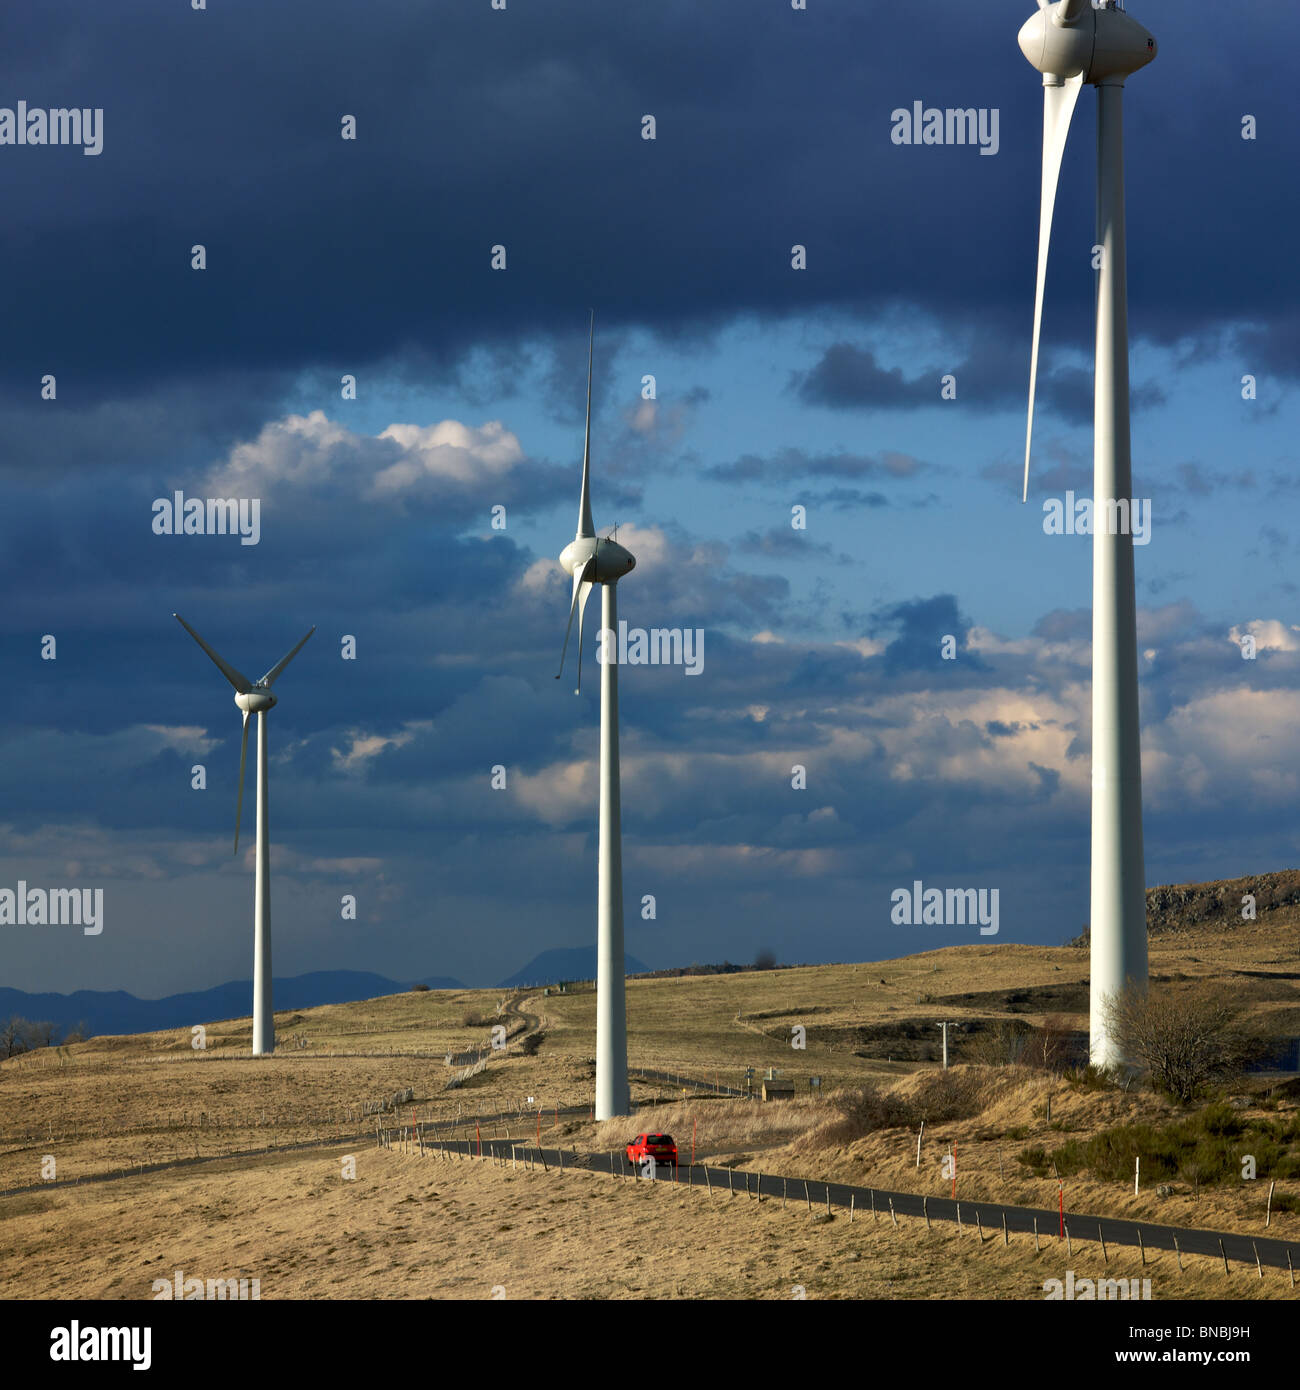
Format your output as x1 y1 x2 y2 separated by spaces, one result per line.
936 1021 959 1070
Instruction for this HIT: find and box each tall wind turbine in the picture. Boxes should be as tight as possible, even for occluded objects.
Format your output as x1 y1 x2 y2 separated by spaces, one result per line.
1019 0 1156 1068
174 614 315 1057
555 314 636 1120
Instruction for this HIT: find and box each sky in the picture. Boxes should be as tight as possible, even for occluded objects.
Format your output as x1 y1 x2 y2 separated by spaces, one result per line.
2 0 1299 997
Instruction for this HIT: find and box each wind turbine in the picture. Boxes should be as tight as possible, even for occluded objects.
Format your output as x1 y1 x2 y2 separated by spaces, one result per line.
1019 0 1156 1069
555 314 636 1120
174 613 315 1057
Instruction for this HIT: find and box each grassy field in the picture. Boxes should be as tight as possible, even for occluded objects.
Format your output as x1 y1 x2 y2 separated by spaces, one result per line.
1 1140 1291 1301
2 877 1297 1299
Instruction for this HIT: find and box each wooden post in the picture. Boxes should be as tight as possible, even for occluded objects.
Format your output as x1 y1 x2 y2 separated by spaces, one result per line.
1065 1223 1072 1257
1267 1180 1275 1228
889 1198 897 1229
1253 1242 1262 1279
923 1197 930 1230
1100 1226 1108 1263
1134 1155 1139 1196
915 1120 924 1169
1220 1239 1229 1277
705 1167 712 1196
539 1147 548 1173
1287 1250 1294 1288
956 1201 962 1234
871 1189 876 1221
850 1194 855 1223
728 1168 734 1197
805 1181 811 1213
783 1176 787 1209
1138 1229 1145 1265
1173 1234 1181 1271
826 1186 831 1216
976 1210 983 1242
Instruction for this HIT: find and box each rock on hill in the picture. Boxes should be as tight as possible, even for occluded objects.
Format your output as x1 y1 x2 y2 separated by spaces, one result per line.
1069 869 1300 945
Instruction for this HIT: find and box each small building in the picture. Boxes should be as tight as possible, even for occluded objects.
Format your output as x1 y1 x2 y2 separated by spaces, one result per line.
762 1080 795 1102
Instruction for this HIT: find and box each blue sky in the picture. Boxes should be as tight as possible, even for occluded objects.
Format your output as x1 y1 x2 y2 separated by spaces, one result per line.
2 0 1299 996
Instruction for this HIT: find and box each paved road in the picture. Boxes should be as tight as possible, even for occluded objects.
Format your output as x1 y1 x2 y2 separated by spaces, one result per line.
427 1135 1300 1274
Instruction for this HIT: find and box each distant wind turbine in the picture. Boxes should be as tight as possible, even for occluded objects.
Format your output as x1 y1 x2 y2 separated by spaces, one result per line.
555 314 636 1120
1018 0 1156 1068
174 613 315 1057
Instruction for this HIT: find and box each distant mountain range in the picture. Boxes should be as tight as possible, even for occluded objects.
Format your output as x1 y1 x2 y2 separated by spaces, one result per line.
0 970 463 1041
2 946 661 1042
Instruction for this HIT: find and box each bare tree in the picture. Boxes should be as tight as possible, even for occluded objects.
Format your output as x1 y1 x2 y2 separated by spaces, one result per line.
24 1020 59 1050
1101 983 1260 1103
1024 1013 1074 1073
969 1019 1029 1066
0 1017 29 1058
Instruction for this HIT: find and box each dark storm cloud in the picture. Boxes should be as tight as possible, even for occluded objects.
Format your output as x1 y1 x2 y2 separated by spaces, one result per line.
871 593 989 674
707 446 930 486
3 0 1296 403
795 340 1166 422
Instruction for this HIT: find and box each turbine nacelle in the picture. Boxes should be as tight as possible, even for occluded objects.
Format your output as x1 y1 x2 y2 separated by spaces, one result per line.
235 688 277 714
559 535 637 585
1019 1 1156 85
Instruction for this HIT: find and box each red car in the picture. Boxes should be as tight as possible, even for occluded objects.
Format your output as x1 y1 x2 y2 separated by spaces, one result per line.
627 1132 678 1168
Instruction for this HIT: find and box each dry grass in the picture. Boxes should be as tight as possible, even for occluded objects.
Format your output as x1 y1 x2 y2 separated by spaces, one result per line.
1 905 1296 1299
1 1142 1291 1301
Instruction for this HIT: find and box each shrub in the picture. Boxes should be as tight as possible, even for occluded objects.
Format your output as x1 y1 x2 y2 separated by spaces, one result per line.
1101 983 1261 1104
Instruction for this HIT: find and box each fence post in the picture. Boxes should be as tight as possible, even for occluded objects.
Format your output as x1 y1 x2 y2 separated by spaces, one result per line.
889 1198 897 1229
804 1181 811 1213
1173 1233 1181 1271
1219 1240 1229 1277
923 1196 930 1230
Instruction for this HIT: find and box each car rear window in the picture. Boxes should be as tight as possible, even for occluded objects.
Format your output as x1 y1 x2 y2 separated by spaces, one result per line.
648 1134 673 1144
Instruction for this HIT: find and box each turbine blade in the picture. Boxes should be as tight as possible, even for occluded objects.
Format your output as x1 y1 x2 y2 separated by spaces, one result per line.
173 613 253 692
1023 73 1083 503
234 711 250 856
260 626 316 687
576 312 596 540
555 557 596 688
574 574 595 695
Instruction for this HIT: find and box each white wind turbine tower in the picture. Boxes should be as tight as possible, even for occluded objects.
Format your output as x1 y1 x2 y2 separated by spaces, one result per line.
555 314 636 1120
1019 0 1156 1068
174 613 316 1057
